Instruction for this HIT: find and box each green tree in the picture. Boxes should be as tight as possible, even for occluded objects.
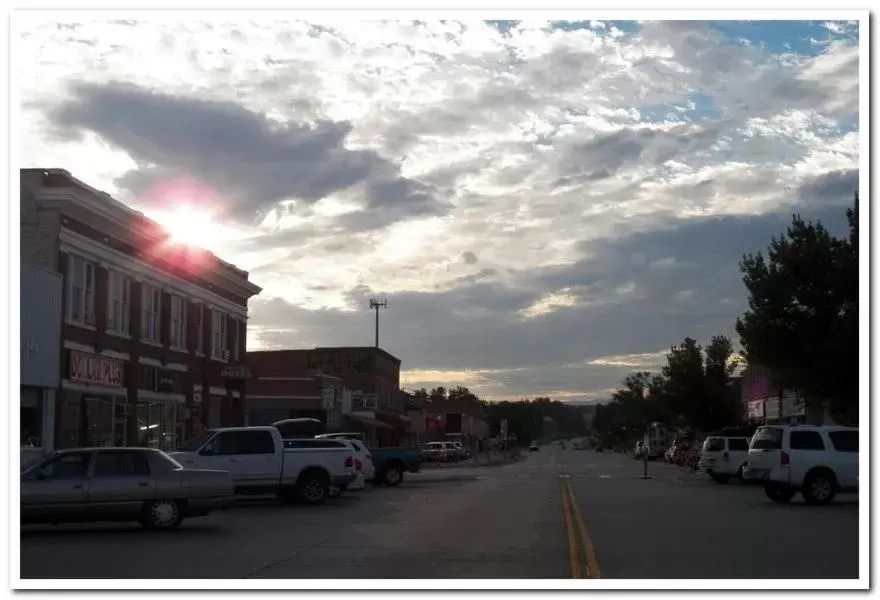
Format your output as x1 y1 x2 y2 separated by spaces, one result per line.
735 196 858 422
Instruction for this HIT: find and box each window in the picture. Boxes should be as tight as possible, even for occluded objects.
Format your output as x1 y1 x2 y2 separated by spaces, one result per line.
240 431 276 454
141 284 161 342
30 453 91 479
93 451 151 477
170 295 187 349
828 430 858 453
107 271 131 335
728 438 750 451
750 427 783 450
789 431 826 451
193 303 204 353
211 310 227 359
67 255 96 326
703 438 725 452
230 318 241 361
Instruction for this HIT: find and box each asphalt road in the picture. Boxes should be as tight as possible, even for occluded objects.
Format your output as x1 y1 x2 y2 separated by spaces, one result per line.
19 446 859 580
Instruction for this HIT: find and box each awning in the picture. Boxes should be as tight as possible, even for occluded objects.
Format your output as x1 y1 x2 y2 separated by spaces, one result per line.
348 414 394 430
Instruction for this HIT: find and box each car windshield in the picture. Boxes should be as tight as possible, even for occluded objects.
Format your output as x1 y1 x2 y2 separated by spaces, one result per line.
750 427 783 450
177 430 216 452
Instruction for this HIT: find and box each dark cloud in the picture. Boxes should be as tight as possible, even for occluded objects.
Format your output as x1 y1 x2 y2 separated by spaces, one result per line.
250 204 851 399
461 251 479 265
558 123 723 180
47 80 447 230
796 169 859 207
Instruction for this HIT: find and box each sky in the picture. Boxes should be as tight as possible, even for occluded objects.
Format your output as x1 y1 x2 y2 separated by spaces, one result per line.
18 18 860 403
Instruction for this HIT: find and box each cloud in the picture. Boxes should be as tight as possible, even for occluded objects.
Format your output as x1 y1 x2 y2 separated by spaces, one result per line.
19 19 859 401
47 80 449 230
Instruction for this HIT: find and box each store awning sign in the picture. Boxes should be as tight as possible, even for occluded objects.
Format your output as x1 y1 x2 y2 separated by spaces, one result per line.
69 351 124 387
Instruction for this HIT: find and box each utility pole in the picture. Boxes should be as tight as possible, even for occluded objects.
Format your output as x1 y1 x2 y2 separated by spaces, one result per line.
369 297 387 349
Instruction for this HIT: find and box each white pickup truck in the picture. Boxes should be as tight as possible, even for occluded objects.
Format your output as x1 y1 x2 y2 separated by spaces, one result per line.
170 426 357 505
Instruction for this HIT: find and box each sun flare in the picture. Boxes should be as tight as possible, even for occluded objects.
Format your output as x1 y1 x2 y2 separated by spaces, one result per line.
154 206 219 250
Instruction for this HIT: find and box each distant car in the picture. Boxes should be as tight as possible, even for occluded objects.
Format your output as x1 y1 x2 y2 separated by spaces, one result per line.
21 447 233 531
529 443 540 452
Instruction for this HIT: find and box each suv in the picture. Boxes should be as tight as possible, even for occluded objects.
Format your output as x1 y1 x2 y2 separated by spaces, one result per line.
745 425 858 505
699 434 750 483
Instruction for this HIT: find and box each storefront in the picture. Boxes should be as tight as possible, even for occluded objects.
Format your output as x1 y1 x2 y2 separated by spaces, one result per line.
56 351 184 451
20 264 63 465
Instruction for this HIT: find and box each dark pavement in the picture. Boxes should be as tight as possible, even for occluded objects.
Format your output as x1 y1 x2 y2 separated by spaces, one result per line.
19 446 859 580
559 447 860 579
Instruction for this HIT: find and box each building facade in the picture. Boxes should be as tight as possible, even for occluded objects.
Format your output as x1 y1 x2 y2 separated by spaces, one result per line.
245 372 344 431
21 168 262 451
246 347 409 445
20 263 64 464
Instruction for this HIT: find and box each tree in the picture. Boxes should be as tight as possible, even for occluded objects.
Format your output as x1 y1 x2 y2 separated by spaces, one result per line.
735 195 858 422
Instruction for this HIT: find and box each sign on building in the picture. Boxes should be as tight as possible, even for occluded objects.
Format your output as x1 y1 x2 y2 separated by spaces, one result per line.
68 351 124 387
781 393 806 418
220 364 252 380
764 398 781 420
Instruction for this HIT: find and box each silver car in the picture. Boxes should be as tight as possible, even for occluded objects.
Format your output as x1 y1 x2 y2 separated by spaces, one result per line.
21 447 234 531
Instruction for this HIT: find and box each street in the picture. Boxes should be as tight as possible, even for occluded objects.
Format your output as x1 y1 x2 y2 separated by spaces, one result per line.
20 446 859 580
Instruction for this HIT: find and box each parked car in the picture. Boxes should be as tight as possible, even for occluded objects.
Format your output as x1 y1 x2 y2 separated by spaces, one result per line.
699 434 751 483
529 442 539 452
21 447 233 531
370 446 422 486
745 425 858 505
170 426 357 505
315 434 376 484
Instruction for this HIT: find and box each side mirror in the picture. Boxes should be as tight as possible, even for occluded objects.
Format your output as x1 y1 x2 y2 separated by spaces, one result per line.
199 445 214 456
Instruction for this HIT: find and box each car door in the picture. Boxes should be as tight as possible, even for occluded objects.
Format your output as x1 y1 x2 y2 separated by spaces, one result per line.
193 431 243 480
787 430 828 486
87 451 156 519
726 437 751 472
237 430 282 486
21 452 92 523
827 430 859 489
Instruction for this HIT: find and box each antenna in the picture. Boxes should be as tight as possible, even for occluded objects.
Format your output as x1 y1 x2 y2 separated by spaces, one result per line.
369 297 388 349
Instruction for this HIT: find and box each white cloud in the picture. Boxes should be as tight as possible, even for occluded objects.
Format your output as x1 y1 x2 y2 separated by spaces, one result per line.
18 19 860 401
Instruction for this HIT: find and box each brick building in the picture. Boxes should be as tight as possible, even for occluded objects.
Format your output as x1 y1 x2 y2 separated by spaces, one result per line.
245 372 345 431
246 347 409 444
21 168 262 451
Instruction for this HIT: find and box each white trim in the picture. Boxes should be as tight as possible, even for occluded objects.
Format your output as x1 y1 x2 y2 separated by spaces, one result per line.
38 180 261 296
137 357 189 372
62 340 130 361
257 377 316 382
102 349 131 361
137 390 186 403
208 387 228 396
61 379 127 396
59 227 250 319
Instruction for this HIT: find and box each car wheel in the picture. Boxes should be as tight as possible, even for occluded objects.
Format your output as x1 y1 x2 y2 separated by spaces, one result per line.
764 483 796 504
802 470 837 505
736 465 746 481
383 464 404 487
298 473 329 505
140 500 183 531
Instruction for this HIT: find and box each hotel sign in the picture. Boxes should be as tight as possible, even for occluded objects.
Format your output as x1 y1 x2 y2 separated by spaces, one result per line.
69 351 124 387
221 364 252 380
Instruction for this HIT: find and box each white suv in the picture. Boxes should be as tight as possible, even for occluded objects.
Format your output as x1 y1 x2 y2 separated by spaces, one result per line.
699 435 751 483
745 425 858 505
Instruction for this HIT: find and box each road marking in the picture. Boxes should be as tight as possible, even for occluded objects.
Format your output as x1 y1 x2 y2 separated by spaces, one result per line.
559 476 582 578
564 478 602 579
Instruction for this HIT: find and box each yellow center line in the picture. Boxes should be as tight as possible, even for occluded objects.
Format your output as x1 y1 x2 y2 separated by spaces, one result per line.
565 478 602 579
560 477 582 578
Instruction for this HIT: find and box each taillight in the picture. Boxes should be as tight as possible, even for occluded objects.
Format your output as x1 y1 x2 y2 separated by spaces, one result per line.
780 451 790 466
355 459 363 471
345 457 353 468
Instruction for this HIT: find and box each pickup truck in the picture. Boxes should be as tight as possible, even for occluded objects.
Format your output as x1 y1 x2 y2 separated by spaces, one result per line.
370 446 422 486
170 426 357 505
